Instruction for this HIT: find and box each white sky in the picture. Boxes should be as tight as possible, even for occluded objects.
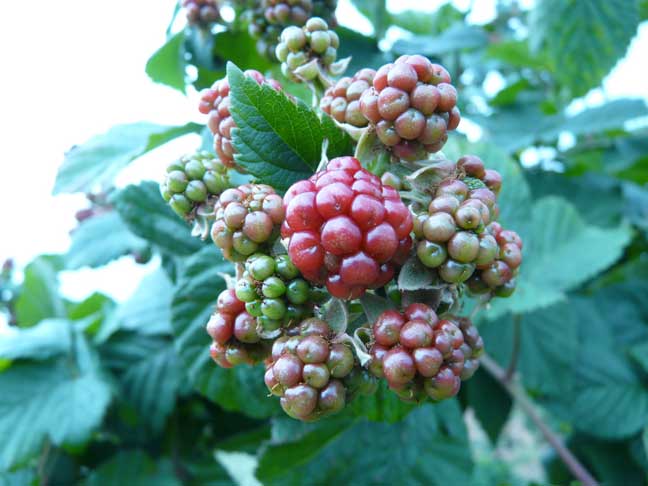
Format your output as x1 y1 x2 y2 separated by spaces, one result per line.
0 0 646 302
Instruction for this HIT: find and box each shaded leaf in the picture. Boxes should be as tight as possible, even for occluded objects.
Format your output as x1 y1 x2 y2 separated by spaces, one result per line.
145 31 187 93
0 319 71 361
86 450 180 486
393 24 488 56
15 256 65 327
54 122 202 194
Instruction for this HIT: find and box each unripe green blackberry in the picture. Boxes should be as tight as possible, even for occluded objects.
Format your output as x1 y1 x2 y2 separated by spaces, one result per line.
234 253 323 334
359 55 460 161
161 151 230 219
183 0 220 27
206 289 272 369
320 69 376 127
277 17 342 82
199 70 283 169
412 155 517 287
211 184 285 261
264 318 353 421
368 305 482 403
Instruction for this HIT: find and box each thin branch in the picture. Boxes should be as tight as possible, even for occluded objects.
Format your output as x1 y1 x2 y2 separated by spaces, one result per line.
38 439 52 486
504 314 522 382
480 354 599 486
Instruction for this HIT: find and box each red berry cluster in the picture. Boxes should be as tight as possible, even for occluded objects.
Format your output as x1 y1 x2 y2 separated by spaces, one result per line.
199 70 283 168
206 289 271 368
360 55 460 161
368 304 483 402
211 184 285 261
282 156 413 299
264 318 354 420
183 0 220 27
320 68 376 127
466 221 522 298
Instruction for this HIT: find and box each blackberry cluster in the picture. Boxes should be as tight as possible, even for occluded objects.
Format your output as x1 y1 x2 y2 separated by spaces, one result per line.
282 156 412 299
235 253 325 334
161 151 230 219
206 289 271 368
466 221 522 298
199 70 283 168
211 184 285 261
360 55 461 161
320 69 376 127
412 155 518 291
264 318 354 420
183 0 220 27
368 304 483 402
248 1 337 60
275 18 339 82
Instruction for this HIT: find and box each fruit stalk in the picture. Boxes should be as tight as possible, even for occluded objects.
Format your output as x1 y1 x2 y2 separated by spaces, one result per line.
480 354 599 486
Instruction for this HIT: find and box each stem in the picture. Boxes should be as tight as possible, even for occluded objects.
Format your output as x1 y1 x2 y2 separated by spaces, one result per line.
38 439 51 486
480 354 599 486
504 314 521 382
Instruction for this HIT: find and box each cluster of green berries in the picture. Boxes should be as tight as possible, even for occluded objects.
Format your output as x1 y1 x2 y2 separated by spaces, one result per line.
199 70 283 169
320 69 376 127
160 151 230 219
412 155 520 297
466 221 522 298
206 288 272 368
183 0 220 27
210 184 285 261
247 1 337 59
368 304 483 403
235 253 326 335
276 17 340 81
360 55 460 161
264 318 354 420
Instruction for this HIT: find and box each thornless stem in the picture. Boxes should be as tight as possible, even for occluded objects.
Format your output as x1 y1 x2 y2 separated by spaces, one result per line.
480 354 599 486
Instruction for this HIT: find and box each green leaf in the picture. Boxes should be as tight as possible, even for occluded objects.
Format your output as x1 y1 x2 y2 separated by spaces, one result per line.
0 319 71 361
320 298 348 334
15 256 65 327
65 211 148 269
336 27 390 73
0 340 111 470
0 469 36 486
393 23 488 57
226 63 352 192
349 0 388 38
397 256 439 291
115 268 174 336
86 450 180 486
630 341 648 374
463 368 512 443
347 381 415 423
171 246 279 418
358 293 394 324
214 450 261 486
389 4 464 36
486 196 632 317
101 333 182 431
111 181 204 256
145 31 187 93
257 401 473 485
54 122 202 195
529 0 640 97
486 40 550 70
213 30 273 73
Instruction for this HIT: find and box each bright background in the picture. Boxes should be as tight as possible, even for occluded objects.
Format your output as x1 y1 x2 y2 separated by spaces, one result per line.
1 0 647 302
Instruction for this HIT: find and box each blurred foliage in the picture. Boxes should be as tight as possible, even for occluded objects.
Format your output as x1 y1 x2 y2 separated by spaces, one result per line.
3 0 648 484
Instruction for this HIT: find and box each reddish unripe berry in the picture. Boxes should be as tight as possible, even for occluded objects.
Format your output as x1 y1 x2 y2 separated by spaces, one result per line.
423 212 456 243
209 342 233 368
272 336 289 361
303 363 330 388
376 120 401 146
373 63 391 91
429 63 451 84
373 310 405 346
470 187 497 209
457 155 485 179
318 380 346 414
339 252 379 286
448 231 480 263
399 319 434 348
315 182 354 219
216 289 245 315
417 240 447 268
424 366 460 400
233 312 260 343
410 84 439 115
418 115 447 145
482 261 513 287
363 223 399 263
286 192 323 232
483 169 502 194
383 348 416 386
437 179 469 202
273 354 304 388
461 359 479 380
351 195 386 230
327 344 354 378
206 312 234 345
429 196 460 215
369 344 388 377
387 63 418 91
412 347 443 377
321 216 362 256
359 90 381 124
404 303 438 324
264 367 283 396
497 230 523 250
394 108 426 140
500 243 522 269
439 260 475 283
454 205 481 230
299 318 331 337
476 234 499 267
296 335 330 364
243 211 274 243
281 384 318 419
377 87 410 121
447 107 461 130
288 231 325 280
462 198 491 225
